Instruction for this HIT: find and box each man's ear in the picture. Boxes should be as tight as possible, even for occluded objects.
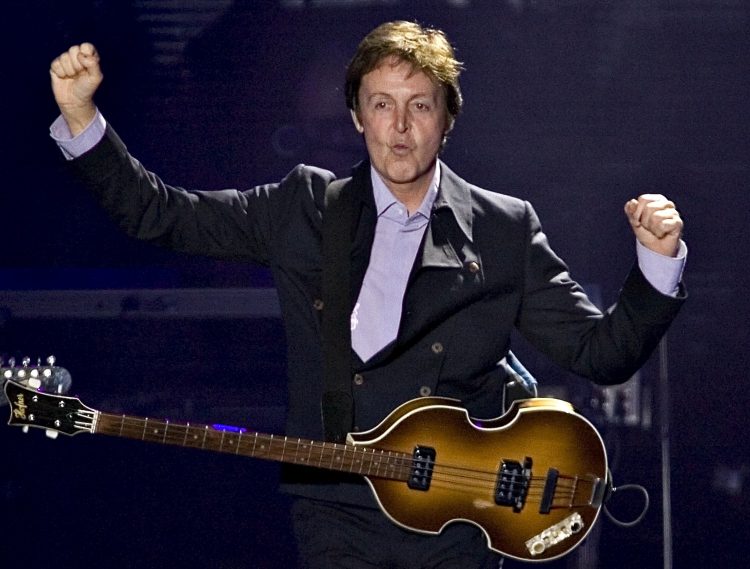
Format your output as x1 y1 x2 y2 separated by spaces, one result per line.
350 109 364 133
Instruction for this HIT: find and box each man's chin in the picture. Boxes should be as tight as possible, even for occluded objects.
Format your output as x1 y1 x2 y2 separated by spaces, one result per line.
381 163 432 186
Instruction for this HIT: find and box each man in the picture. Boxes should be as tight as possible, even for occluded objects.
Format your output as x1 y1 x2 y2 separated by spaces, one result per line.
49 21 685 569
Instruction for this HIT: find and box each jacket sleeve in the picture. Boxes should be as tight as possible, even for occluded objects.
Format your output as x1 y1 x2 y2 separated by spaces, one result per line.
516 201 686 384
65 124 334 265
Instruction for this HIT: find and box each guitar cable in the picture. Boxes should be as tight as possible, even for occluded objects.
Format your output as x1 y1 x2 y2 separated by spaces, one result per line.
603 472 651 528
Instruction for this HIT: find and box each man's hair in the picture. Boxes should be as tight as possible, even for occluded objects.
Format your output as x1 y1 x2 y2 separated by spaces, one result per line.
345 21 464 125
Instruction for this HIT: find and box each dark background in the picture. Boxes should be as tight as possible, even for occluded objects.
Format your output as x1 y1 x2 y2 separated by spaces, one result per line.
1 1 748 567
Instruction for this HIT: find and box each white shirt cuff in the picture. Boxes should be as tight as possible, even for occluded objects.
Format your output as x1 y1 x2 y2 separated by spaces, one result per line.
50 110 107 160
636 239 687 297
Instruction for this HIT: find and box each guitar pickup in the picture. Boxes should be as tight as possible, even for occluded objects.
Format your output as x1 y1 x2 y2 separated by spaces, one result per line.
407 446 436 491
495 457 531 512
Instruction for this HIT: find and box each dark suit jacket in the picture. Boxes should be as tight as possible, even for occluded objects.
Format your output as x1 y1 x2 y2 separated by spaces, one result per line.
68 125 685 506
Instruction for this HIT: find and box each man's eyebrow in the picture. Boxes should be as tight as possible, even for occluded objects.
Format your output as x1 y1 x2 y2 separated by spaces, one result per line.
365 91 435 100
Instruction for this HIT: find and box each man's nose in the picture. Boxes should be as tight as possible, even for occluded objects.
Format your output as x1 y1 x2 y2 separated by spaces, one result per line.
395 107 409 132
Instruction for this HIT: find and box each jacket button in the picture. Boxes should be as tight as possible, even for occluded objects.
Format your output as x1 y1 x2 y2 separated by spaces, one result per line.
312 299 324 311
353 374 364 386
431 342 444 354
466 261 480 274
419 386 432 397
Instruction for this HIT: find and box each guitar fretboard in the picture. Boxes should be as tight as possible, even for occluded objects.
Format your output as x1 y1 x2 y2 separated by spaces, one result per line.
95 412 412 481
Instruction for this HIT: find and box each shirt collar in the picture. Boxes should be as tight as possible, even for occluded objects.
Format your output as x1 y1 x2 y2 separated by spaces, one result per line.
370 162 440 219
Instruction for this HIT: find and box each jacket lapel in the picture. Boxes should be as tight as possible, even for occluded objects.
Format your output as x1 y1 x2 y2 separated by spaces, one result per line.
347 161 377 310
415 160 477 273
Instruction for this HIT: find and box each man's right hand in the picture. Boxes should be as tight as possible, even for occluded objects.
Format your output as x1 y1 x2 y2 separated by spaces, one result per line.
50 43 103 136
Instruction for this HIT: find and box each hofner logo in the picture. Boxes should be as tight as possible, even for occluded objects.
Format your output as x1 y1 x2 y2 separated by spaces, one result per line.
13 393 28 420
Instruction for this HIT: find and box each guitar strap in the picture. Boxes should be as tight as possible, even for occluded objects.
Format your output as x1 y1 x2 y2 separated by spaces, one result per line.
320 177 354 443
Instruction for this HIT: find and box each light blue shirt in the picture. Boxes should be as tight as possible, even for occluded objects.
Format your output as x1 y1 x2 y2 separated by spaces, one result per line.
51 111 687 364
350 165 439 362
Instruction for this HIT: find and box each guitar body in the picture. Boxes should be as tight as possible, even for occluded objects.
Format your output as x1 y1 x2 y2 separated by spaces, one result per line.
350 397 608 562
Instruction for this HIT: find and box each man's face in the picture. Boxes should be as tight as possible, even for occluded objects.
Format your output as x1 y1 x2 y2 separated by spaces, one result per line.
352 57 449 202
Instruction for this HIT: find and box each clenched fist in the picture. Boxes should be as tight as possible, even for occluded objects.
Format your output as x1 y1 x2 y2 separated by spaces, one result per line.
624 194 683 257
50 43 103 136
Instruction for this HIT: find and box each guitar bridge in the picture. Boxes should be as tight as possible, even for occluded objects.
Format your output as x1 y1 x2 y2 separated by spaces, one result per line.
495 457 531 512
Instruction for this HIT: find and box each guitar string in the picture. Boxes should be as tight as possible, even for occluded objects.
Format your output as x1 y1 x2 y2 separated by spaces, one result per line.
97 413 596 487
99 419 588 506
94 415 590 508
97 414 595 484
94 413 597 506
100 414 581 486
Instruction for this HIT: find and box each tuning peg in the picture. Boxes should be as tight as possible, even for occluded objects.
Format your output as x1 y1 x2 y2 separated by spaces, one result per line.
8 357 15 367
46 355 56 366
22 356 31 367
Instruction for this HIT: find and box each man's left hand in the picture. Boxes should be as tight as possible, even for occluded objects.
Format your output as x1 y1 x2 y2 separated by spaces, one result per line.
624 194 683 257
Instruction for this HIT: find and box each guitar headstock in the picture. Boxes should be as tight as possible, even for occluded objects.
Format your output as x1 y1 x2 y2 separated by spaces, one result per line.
3 378 95 437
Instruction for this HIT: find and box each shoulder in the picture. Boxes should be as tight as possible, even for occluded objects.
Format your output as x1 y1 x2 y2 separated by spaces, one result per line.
440 162 531 223
281 164 337 189
470 184 529 220
277 164 339 213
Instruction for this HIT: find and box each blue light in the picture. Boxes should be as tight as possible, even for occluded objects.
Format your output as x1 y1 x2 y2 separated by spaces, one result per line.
212 423 247 433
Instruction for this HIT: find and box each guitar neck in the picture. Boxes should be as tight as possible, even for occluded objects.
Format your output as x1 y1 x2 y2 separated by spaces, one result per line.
95 412 410 482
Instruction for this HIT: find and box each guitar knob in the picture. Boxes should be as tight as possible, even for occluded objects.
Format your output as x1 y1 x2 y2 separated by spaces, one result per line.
45 429 59 440
528 539 546 556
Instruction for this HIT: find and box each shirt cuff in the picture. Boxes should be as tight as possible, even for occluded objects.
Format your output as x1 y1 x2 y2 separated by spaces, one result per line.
636 239 687 297
50 110 107 160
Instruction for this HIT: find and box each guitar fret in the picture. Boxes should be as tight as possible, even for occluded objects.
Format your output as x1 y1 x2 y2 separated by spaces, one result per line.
183 423 190 446
352 447 360 473
329 443 338 470
163 420 169 443
280 436 287 462
254 434 270 457
298 439 306 463
202 425 208 449
251 432 258 456
235 431 242 455
142 418 149 441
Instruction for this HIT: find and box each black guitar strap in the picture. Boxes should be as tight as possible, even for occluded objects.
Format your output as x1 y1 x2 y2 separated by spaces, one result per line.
320 177 354 443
